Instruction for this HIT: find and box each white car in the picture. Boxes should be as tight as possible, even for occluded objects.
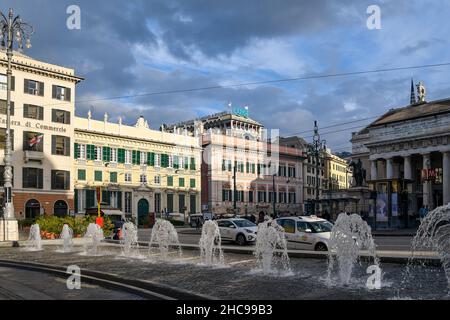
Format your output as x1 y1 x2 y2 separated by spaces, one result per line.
217 218 258 246
275 216 333 251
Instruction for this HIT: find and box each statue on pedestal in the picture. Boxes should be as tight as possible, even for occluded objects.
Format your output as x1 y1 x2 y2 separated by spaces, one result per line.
349 158 366 187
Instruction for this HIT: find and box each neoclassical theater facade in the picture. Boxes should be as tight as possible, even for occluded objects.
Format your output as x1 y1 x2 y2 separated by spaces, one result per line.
351 96 450 228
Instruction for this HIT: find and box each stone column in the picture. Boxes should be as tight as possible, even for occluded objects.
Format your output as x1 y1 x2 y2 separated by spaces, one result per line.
443 151 450 205
386 158 394 180
404 156 412 180
371 160 378 181
422 153 431 208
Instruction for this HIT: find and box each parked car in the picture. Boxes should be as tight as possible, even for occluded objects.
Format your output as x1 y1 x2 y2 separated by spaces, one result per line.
189 213 215 228
275 216 333 251
217 218 257 245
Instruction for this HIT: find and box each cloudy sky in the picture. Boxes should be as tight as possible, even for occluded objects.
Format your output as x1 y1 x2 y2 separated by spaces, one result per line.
2 0 450 152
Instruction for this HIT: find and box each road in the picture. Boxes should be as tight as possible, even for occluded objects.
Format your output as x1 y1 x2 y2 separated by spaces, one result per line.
138 229 414 251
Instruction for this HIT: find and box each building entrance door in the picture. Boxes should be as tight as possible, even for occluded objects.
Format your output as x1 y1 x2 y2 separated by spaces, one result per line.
137 199 149 227
25 199 41 219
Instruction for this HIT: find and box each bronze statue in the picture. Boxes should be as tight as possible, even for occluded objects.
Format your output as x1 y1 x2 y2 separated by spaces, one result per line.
349 158 366 187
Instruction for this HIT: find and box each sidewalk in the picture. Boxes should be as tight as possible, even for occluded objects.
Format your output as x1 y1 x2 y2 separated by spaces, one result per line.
372 228 417 237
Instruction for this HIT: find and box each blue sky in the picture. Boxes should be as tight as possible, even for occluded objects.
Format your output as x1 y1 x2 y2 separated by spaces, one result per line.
2 0 450 152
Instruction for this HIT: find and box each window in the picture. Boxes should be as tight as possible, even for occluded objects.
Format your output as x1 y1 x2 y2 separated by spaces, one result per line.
184 156 189 170
125 192 132 214
167 194 174 213
279 219 295 234
140 174 147 183
23 132 44 152
94 171 103 182
102 147 111 162
190 157 196 170
289 193 296 204
222 189 232 202
154 154 161 167
0 128 14 150
110 148 118 162
288 166 296 178
124 173 132 182
132 150 141 165
236 190 244 202
236 161 244 173
124 150 132 164
52 85 71 101
154 175 161 184
75 144 86 160
78 169 86 181
51 170 70 190
110 172 117 183
190 178 196 188
24 104 44 120
179 177 185 187
94 146 102 161
168 155 173 168
258 190 267 203
23 168 43 189
0 74 7 90
140 152 147 165
167 176 173 187
278 192 286 203
24 79 44 96
52 136 70 156
52 109 71 124
0 100 14 116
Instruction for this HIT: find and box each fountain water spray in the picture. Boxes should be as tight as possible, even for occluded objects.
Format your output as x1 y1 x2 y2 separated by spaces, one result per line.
121 222 139 257
60 224 73 252
402 203 450 295
254 218 290 275
326 213 379 286
26 224 42 251
149 219 181 261
83 223 104 255
199 220 224 266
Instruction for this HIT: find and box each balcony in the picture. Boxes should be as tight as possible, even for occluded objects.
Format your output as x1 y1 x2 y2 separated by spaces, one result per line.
24 150 44 163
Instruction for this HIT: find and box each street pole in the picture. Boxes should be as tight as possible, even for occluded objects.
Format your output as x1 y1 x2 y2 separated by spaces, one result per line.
233 161 237 214
307 121 326 216
0 9 33 230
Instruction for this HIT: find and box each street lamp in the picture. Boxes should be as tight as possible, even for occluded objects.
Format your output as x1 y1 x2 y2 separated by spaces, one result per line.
307 121 326 216
0 9 33 225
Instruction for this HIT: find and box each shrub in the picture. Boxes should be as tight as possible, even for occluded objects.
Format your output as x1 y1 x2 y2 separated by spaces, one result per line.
33 215 114 238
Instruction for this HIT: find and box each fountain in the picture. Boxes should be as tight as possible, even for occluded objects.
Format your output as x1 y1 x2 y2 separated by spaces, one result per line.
199 220 224 266
26 224 42 251
326 213 379 286
60 224 74 252
149 219 181 261
254 218 290 275
83 223 104 255
121 222 139 257
403 203 450 295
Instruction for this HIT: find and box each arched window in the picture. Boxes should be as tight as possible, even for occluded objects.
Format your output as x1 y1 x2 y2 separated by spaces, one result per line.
54 200 68 217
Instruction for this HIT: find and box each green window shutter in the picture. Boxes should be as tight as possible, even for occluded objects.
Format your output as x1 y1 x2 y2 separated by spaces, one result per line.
110 172 117 183
118 148 125 164
74 189 79 213
74 143 79 159
136 151 141 164
117 191 122 210
103 147 111 162
86 144 95 160
190 179 196 188
190 157 196 170
222 190 226 201
147 152 155 166
132 150 137 165
161 154 169 168
246 162 249 173
184 157 189 170
77 169 86 181
94 171 102 182
252 163 256 173
167 176 173 187
179 178 185 187
222 160 226 171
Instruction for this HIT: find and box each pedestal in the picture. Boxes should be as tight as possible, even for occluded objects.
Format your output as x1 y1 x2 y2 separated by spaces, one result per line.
0 219 19 241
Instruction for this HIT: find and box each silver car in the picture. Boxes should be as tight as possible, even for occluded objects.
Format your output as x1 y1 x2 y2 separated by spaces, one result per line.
217 218 257 246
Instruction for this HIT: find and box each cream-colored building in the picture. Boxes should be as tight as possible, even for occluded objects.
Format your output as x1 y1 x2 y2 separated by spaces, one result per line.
0 50 82 219
324 150 352 190
74 114 202 225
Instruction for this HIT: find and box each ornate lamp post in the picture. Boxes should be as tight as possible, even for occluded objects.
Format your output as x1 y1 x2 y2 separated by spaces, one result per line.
0 9 33 238
307 121 326 216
